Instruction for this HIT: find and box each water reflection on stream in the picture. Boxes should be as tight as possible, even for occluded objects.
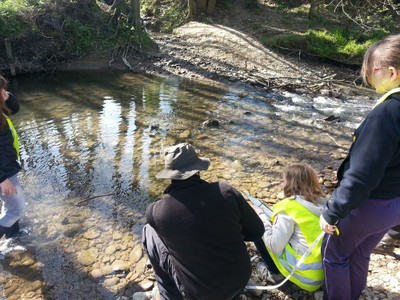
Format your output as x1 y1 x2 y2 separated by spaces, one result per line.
0 71 374 299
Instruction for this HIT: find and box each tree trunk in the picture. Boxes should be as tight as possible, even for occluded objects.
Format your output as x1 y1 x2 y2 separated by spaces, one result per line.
206 0 216 14
197 0 207 11
131 0 142 33
188 0 197 17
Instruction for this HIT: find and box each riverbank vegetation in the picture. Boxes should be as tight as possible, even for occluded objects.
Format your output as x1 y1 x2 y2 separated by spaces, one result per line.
199 0 399 66
0 0 399 75
258 1 396 65
0 0 155 74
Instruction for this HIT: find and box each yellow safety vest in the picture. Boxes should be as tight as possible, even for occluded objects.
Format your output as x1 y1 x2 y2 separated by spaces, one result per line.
267 198 324 292
4 114 20 159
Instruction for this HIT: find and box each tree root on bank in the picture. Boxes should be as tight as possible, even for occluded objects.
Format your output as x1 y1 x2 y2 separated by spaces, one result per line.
108 44 144 71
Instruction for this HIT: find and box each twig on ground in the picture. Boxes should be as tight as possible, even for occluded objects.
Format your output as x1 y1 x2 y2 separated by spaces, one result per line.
74 193 115 206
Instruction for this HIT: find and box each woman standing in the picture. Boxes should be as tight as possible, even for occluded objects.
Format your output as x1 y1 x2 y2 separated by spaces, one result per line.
0 75 25 238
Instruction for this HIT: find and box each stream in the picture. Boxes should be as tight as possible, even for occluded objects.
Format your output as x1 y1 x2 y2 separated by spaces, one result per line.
0 70 375 299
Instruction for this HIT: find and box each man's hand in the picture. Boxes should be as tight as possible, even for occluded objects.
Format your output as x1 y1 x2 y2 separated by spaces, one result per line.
0 179 17 196
1 89 9 101
320 214 337 235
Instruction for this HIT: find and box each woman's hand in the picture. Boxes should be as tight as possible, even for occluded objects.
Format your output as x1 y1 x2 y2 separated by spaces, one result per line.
320 214 337 235
0 179 17 196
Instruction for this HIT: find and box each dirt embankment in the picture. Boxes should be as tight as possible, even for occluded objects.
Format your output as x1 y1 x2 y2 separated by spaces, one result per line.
61 20 369 99
59 1 372 100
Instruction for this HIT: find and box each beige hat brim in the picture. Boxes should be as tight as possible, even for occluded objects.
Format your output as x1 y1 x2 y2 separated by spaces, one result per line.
156 157 210 180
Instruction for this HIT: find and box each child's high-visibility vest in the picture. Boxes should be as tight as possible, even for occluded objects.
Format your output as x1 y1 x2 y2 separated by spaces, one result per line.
4 114 20 159
267 198 324 292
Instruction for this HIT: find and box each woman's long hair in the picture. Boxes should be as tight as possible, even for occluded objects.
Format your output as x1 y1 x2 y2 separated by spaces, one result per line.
0 75 10 128
283 164 325 204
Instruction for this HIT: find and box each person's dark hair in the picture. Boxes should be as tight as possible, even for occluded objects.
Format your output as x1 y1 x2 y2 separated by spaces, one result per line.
283 164 324 203
0 75 10 128
361 34 400 86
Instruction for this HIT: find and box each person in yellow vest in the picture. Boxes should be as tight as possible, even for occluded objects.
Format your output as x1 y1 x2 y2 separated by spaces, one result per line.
253 164 326 292
0 75 25 239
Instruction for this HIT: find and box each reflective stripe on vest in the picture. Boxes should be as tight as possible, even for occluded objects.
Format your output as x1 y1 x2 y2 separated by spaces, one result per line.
374 87 400 108
266 198 324 292
5 114 20 158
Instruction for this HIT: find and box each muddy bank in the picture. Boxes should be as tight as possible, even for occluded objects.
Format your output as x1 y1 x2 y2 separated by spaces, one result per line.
58 22 371 100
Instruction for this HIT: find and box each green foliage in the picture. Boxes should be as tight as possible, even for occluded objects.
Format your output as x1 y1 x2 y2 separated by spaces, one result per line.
263 28 388 64
141 0 187 32
136 31 157 51
141 0 159 16
273 0 307 11
263 33 306 49
250 22 262 31
160 1 186 32
324 0 399 34
0 0 33 37
0 0 157 73
104 15 155 50
203 17 214 25
64 17 96 54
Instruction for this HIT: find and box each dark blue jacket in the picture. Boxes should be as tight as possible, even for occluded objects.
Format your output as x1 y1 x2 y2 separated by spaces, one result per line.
146 175 264 300
323 93 400 225
0 93 21 183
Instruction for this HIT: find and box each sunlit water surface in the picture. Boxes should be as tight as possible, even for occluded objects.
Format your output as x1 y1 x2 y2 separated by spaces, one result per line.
0 71 375 299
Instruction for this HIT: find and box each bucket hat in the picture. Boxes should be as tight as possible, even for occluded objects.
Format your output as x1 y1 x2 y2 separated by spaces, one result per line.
156 143 210 180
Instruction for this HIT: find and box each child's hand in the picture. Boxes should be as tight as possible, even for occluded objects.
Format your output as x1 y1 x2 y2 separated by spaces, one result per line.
252 205 264 215
0 179 17 196
1 89 9 101
320 214 337 235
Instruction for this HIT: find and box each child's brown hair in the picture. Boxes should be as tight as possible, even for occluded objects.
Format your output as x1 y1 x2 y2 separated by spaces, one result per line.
361 34 400 86
283 164 324 203
0 75 10 128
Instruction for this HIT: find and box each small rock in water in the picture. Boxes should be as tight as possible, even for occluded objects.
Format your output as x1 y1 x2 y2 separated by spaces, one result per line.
132 291 151 300
179 129 191 139
314 291 324 300
324 115 340 122
202 119 220 128
150 124 160 131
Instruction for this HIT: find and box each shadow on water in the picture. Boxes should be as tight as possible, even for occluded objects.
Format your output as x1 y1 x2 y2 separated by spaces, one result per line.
0 70 374 299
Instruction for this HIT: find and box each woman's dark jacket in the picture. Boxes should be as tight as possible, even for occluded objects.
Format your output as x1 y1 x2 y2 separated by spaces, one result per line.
146 175 264 300
0 93 20 183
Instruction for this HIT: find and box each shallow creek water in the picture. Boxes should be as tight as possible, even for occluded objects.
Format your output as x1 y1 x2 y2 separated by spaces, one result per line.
0 71 375 299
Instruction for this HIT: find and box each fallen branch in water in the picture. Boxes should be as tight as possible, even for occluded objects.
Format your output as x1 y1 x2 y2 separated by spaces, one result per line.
74 193 114 206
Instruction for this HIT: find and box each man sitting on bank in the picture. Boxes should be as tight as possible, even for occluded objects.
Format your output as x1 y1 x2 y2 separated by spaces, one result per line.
142 143 264 300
